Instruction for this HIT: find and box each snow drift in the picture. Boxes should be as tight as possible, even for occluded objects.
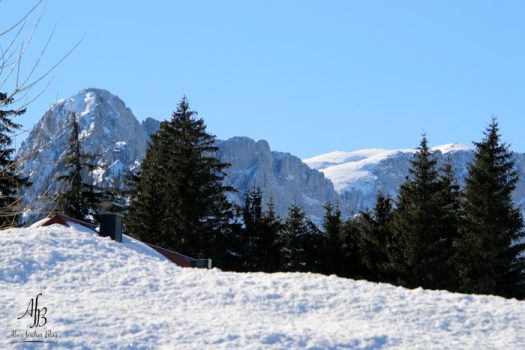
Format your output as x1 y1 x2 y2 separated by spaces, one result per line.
1 225 524 349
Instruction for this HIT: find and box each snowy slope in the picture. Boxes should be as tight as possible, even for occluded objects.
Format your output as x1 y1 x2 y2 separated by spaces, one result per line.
304 144 483 213
1 226 525 349
304 144 470 192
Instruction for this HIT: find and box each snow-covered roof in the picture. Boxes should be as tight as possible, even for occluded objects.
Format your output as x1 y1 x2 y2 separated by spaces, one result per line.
31 214 207 267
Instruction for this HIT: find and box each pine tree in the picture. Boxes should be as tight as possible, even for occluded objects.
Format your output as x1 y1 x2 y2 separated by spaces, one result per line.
0 92 29 228
435 157 463 291
125 135 165 242
127 97 234 262
236 188 282 272
323 202 343 275
455 118 525 298
360 193 394 283
338 216 364 278
280 204 323 272
259 197 283 272
392 136 452 289
240 188 264 271
55 113 106 222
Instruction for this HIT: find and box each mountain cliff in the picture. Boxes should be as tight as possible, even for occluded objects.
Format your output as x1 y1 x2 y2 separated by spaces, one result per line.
16 88 339 221
17 88 525 223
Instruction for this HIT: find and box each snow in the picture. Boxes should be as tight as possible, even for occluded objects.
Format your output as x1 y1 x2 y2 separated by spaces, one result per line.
431 143 472 154
2 225 525 349
304 144 471 172
304 149 413 192
303 149 403 170
303 144 473 193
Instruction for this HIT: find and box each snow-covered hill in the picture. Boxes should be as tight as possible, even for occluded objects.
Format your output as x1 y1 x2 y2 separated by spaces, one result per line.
305 144 525 214
1 225 524 349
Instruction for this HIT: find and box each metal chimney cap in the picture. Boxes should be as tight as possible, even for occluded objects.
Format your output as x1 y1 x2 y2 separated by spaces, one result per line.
99 201 125 211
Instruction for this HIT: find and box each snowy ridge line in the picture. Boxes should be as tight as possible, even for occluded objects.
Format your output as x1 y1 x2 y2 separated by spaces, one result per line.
1 224 525 349
303 143 471 170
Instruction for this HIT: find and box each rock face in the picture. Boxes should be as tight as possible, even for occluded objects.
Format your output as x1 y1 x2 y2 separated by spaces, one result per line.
16 88 339 222
217 137 340 223
17 88 149 219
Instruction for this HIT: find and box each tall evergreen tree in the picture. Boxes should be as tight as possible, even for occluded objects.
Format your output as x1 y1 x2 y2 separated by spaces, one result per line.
55 113 106 222
127 97 234 262
280 204 324 272
125 136 166 242
0 92 29 228
323 202 343 275
240 188 264 271
455 119 525 298
435 157 463 291
259 197 283 272
338 216 365 278
360 193 394 283
235 188 282 272
392 136 452 289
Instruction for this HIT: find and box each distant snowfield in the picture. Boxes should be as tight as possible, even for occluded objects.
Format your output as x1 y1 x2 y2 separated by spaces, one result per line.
1 225 524 349
304 143 472 193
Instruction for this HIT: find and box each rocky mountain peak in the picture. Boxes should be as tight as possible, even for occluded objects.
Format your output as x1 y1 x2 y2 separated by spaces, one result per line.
16 89 340 222
17 88 150 220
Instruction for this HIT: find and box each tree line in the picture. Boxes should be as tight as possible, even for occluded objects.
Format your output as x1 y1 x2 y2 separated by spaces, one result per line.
124 97 525 299
1 94 523 299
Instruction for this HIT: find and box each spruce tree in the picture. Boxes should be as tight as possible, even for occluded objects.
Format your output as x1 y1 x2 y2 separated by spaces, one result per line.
392 136 452 289
55 113 105 222
125 135 166 242
360 193 394 283
0 92 29 228
338 216 365 278
455 119 525 298
435 157 462 291
259 197 282 272
236 188 282 272
240 188 264 271
127 97 234 262
280 204 323 272
323 202 343 275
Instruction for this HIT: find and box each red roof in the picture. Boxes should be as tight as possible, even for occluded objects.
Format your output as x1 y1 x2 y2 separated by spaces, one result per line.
36 214 211 268
144 243 195 267
40 214 97 231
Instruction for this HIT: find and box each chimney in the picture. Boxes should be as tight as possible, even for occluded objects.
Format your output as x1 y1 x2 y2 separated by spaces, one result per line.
99 200 124 242
100 213 123 243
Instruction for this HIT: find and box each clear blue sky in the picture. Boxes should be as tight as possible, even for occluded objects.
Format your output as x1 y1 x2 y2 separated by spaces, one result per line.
3 0 525 158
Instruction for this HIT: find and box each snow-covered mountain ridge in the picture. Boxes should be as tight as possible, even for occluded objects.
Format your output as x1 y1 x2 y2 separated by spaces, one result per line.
1 224 524 348
304 143 471 192
305 143 525 215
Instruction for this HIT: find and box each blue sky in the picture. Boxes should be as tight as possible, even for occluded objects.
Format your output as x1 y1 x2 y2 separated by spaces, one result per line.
3 1 525 158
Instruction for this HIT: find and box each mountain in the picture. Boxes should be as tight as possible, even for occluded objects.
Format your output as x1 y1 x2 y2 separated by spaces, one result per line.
19 88 525 223
16 88 339 222
17 88 149 220
217 137 340 222
17 89 147 218
304 144 525 215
